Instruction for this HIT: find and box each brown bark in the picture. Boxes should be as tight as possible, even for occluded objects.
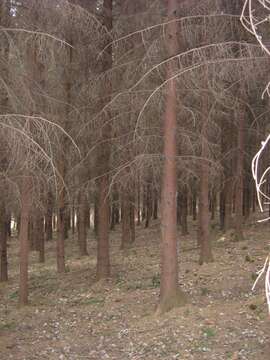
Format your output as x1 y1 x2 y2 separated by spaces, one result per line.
234 104 245 241
45 191 53 241
0 201 8 282
157 0 187 314
180 186 189 235
96 0 112 280
137 178 141 225
121 191 135 249
36 215 45 263
57 187 66 273
198 144 214 264
19 176 32 305
145 182 152 228
197 88 213 265
96 175 110 279
191 178 197 221
153 188 158 220
77 189 88 256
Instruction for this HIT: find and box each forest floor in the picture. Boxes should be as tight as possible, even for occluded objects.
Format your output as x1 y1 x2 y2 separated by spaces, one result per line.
0 217 270 360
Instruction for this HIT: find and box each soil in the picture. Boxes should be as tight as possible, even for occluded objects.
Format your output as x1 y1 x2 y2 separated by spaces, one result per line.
0 217 269 360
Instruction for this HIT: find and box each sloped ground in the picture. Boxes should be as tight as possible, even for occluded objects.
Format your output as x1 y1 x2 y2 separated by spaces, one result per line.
0 218 269 360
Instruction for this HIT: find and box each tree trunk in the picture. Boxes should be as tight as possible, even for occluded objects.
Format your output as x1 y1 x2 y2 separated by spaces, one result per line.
191 178 197 221
38 215 45 263
153 188 158 220
198 147 214 264
19 177 32 305
57 186 66 273
45 191 53 241
0 201 8 282
198 88 213 265
157 0 187 314
96 175 110 279
77 189 88 256
234 104 245 241
181 186 189 235
121 191 135 249
144 182 152 228
96 0 112 280
137 178 141 225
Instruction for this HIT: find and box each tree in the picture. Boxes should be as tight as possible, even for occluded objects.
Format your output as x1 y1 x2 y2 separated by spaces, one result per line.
157 0 187 314
96 0 113 280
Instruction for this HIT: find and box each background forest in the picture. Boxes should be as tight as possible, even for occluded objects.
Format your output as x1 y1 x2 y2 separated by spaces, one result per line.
0 0 270 359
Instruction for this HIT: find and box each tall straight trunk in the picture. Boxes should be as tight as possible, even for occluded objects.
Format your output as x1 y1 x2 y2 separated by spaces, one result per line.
77 189 88 256
96 0 112 280
198 140 214 264
153 188 158 220
210 190 216 220
0 1 10 282
191 178 197 221
137 177 141 225
243 175 251 219
145 182 152 228
64 211 70 240
19 177 32 305
110 189 119 230
197 85 213 265
36 214 45 263
220 116 234 231
181 186 189 235
94 196 98 235
121 191 135 249
234 105 245 241
45 191 53 241
219 188 225 230
157 0 186 314
0 201 8 282
96 175 110 278
57 186 66 273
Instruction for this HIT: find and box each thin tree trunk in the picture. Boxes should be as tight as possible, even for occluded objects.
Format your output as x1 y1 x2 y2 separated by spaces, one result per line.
198 87 213 265
145 182 152 228
38 216 45 263
198 143 214 264
57 186 66 273
157 0 186 314
191 178 197 221
234 104 245 241
153 188 158 220
96 0 112 280
181 186 189 235
96 175 110 279
78 189 88 256
45 191 53 241
19 176 32 305
137 178 141 225
0 200 8 282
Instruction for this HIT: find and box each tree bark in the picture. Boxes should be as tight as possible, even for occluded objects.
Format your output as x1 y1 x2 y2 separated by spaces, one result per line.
77 189 88 256
19 176 32 305
234 104 245 241
0 200 8 282
198 143 214 264
197 84 213 265
121 191 135 249
96 0 112 280
57 185 66 273
45 191 53 241
157 0 187 314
